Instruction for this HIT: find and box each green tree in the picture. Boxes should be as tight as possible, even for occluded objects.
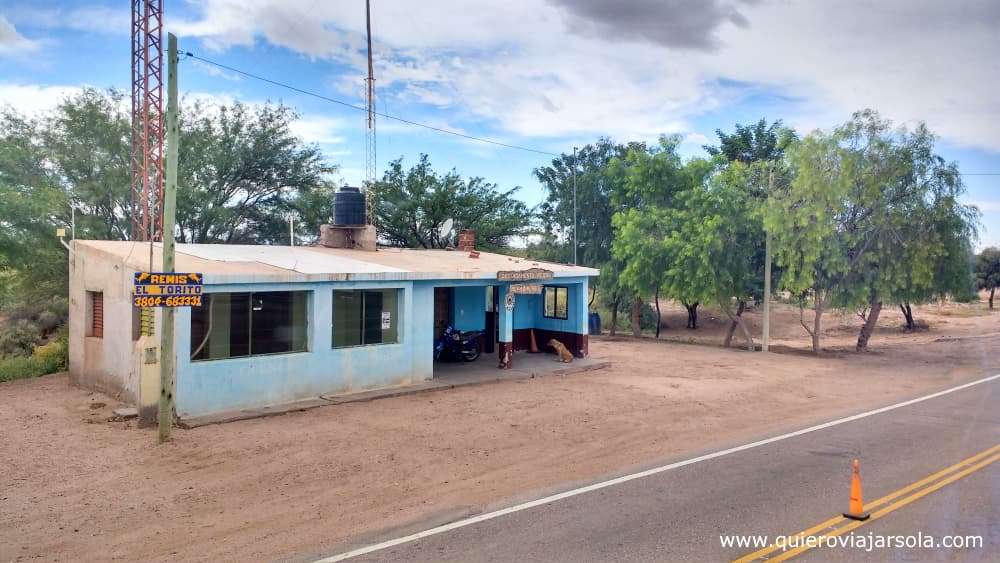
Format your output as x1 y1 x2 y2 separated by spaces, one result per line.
767 110 978 353
372 154 533 250
976 247 1000 309
609 136 698 337
704 118 797 165
533 139 639 333
830 118 979 349
765 114 880 353
0 88 338 302
176 101 335 244
615 159 760 349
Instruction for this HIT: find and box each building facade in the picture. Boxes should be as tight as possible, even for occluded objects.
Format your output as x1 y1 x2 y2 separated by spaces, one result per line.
68 240 598 421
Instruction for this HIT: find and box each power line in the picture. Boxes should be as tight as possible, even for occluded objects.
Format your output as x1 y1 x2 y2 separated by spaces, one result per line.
183 51 559 157
181 51 1000 172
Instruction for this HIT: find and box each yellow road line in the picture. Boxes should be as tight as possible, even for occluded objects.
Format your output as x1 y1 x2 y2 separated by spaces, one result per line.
768 453 999 562
734 444 1000 562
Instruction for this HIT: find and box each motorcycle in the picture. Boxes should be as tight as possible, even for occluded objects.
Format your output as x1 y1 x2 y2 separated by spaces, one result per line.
434 325 483 362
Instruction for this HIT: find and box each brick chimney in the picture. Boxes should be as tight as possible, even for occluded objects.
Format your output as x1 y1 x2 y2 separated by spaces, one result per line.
457 229 476 252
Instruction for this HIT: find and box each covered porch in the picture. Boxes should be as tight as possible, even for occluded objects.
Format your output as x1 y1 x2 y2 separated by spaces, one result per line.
427 272 592 372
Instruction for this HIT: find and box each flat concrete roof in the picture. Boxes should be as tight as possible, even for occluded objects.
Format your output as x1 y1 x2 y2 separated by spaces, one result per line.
73 240 599 283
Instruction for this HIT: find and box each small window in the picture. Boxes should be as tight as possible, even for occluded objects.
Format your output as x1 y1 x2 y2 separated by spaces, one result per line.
333 289 400 348
190 291 309 361
87 291 104 338
542 286 569 320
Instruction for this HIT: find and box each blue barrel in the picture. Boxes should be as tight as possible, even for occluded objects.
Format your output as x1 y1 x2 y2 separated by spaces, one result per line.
588 312 602 335
333 186 367 226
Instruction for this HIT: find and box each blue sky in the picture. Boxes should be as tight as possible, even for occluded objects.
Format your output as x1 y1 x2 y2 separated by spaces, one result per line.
1 0 998 247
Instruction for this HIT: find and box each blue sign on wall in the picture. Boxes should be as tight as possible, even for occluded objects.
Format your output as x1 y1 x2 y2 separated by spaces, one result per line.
133 272 204 307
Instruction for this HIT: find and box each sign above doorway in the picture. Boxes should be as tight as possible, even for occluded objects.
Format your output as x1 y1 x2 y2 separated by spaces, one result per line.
497 268 553 282
509 283 542 295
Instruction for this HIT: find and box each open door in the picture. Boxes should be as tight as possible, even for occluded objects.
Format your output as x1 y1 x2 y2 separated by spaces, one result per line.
483 285 499 354
433 287 452 339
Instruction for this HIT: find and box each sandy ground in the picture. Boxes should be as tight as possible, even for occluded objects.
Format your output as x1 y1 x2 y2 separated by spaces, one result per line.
1 302 998 562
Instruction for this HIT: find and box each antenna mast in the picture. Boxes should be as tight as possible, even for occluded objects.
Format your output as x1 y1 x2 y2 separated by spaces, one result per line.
130 0 165 243
364 0 377 229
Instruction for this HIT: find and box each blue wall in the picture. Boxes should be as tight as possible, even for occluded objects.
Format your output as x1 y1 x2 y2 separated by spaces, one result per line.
174 279 433 418
452 286 486 332
171 276 591 418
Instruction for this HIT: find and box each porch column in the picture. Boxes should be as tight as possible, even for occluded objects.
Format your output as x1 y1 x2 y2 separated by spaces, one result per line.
576 279 590 358
498 284 513 368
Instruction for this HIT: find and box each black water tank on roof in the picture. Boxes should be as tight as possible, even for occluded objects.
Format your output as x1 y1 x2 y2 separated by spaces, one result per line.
332 186 367 226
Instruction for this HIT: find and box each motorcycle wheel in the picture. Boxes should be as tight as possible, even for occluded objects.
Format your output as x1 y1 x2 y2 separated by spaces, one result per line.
461 348 481 362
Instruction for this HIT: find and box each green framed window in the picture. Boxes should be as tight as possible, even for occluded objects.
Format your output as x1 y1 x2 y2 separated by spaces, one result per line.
332 289 400 348
542 286 569 320
190 291 309 361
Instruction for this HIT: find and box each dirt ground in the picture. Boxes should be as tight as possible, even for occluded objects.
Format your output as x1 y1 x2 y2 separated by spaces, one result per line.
1 301 997 562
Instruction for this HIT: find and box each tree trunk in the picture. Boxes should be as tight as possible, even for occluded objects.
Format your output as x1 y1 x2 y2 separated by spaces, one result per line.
609 297 619 336
654 289 661 339
989 287 995 310
630 295 642 337
723 300 746 348
723 301 753 351
683 301 699 329
900 302 915 331
856 298 882 352
810 295 825 354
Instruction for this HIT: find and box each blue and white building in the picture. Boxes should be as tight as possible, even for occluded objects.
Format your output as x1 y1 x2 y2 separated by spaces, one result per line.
68 239 598 421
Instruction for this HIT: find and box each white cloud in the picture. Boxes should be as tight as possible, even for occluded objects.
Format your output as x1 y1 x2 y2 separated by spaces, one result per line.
170 0 1000 152
0 15 40 56
3 7 128 36
0 83 81 114
970 200 1000 213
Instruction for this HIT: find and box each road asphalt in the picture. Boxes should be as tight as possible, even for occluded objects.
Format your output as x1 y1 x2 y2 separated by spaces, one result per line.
319 376 999 562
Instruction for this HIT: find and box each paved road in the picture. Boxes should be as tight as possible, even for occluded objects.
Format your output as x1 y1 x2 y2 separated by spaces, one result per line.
323 376 999 562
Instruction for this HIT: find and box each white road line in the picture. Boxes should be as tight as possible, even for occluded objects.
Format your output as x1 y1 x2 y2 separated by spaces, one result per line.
315 373 1000 562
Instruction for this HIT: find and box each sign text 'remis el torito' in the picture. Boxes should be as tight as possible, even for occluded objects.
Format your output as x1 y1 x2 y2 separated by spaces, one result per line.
133 272 204 307
496 268 554 282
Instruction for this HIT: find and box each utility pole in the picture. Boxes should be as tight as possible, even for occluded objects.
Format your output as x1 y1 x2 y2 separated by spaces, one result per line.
572 146 578 265
158 33 179 443
363 0 377 231
762 166 774 353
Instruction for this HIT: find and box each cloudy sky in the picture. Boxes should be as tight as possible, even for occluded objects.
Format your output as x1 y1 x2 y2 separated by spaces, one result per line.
1 0 998 246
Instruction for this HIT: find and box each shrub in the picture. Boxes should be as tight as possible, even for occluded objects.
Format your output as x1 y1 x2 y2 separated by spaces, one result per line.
0 330 68 383
0 319 43 358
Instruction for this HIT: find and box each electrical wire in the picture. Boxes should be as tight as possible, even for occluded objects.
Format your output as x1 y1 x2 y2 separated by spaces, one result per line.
183 51 559 157
183 51 1000 173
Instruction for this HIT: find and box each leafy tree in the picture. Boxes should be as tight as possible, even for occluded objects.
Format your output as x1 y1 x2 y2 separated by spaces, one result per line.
0 88 338 303
768 110 978 353
765 114 882 353
704 118 797 164
372 154 533 250
611 138 718 336
827 118 979 348
977 247 1000 309
533 139 638 333
176 101 336 244
0 110 71 299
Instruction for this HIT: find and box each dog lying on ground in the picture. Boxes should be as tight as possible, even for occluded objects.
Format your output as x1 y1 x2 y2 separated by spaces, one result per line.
548 339 574 363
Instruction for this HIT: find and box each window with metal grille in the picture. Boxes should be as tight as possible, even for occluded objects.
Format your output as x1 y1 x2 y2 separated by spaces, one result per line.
87 291 104 338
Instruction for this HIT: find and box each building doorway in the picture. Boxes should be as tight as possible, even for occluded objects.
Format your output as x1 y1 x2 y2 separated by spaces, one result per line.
433 287 452 339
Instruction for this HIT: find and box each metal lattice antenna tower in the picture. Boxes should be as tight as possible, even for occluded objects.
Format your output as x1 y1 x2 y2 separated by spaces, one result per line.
364 0 376 228
130 0 165 242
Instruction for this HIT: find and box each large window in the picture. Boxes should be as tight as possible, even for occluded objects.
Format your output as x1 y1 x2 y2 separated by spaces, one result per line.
190 291 309 361
542 286 569 320
333 289 399 348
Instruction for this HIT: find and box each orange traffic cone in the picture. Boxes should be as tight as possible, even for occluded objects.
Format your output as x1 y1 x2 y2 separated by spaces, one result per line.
843 458 870 521
529 329 539 353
